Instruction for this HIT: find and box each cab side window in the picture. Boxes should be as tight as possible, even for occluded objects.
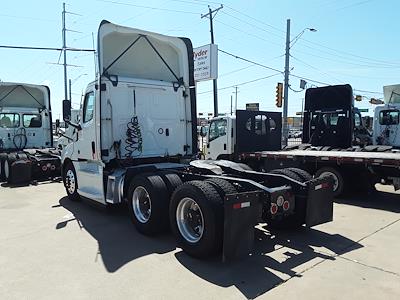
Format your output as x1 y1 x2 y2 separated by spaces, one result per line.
83 92 95 123
209 119 227 142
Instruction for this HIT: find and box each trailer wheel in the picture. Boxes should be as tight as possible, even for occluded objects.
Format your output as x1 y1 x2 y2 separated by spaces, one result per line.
315 167 343 197
63 162 81 201
128 173 169 235
287 168 312 182
170 180 223 258
270 168 302 182
205 178 236 198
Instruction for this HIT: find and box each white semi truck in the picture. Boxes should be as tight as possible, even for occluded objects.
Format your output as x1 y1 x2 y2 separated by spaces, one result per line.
60 21 334 260
373 84 400 147
0 82 60 183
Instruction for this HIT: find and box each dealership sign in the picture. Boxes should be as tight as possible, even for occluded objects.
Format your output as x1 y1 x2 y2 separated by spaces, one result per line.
193 44 218 81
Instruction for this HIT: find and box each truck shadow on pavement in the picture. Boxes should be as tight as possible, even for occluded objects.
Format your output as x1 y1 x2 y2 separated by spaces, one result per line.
57 196 362 299
57 197 176 273
336 189 400 213
175 227 362 299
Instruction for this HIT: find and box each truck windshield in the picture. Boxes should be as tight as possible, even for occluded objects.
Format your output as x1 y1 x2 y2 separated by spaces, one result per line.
379 110 399 125
0 113 19 128
209 119 227 142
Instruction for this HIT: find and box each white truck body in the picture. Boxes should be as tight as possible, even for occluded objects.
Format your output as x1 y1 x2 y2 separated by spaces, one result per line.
0 83 53 150
373 84 400 148
62 21 196 204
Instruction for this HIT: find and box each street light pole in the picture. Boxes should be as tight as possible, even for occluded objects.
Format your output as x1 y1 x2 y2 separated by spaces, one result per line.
283 19 291 146
282 21 316 146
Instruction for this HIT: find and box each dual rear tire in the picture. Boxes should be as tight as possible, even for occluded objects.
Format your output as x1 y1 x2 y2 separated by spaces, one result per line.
127 173 235 258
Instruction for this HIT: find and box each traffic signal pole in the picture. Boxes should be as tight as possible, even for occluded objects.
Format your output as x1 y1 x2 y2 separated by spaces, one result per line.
283 19 291 146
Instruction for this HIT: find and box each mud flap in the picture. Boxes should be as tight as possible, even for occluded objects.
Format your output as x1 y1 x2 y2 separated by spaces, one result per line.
9 160 32 184
305 176 334 227
222 191 263 262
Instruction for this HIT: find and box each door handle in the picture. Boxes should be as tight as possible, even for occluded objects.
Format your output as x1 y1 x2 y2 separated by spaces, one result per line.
224 143 227 150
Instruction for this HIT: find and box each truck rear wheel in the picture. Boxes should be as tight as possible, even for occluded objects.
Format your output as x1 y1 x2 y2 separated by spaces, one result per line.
63 162 81 201
170 180 223 258
315 167 344 197
128 173 169 235
4 153 17 183
0 153 7 181
205 178 236 198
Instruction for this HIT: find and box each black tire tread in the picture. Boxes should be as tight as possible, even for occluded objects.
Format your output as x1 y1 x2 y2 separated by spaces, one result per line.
205 178 236 199
170 180 223 258
287 167 312 182
270 168 302 182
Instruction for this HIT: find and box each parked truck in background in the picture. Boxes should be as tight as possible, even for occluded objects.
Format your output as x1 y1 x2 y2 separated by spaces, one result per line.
373 84 400 148
60 21 334 260
206 85 400 197
0 82 60 183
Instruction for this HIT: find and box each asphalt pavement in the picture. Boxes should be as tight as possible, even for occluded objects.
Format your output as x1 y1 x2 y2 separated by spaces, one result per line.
0 182 399 299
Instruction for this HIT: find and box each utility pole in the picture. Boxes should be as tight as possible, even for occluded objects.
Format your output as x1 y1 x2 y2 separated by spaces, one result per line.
69 79 72 101
201 5 223 117
283 19 291 146
62 2 68 102
230 95 233 115
234 86 238 112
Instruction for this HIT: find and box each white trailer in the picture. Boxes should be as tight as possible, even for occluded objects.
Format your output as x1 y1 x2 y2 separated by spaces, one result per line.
61 21 334 260
0 82 60 183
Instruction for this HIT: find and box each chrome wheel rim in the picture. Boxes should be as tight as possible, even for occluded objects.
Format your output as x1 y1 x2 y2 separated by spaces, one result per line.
176 197 204 243
320 171 339 192
132 186 151 223
65 169 76 194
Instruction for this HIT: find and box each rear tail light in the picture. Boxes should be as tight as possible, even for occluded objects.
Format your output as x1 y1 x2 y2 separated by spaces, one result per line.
41 165 47 171
283 200 290 211
270 203 278 215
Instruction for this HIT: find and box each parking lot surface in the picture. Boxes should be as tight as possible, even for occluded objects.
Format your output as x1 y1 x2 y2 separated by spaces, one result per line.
1 182 399 299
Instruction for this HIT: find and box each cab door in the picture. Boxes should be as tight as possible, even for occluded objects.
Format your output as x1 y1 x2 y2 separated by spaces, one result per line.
206 118 229 160
73 89 105 204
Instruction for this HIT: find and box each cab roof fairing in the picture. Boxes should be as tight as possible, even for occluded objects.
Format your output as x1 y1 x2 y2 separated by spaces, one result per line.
97 20 191 88
0 82 50 110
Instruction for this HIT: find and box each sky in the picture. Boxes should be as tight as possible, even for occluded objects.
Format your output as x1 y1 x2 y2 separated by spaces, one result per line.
0 0 399 120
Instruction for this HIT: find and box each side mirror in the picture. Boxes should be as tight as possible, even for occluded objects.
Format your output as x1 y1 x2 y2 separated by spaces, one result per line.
63 100 71 122
200 126 208 137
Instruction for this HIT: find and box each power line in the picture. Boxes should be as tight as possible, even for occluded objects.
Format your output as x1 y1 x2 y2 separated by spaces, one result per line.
0 45 94 52
218 49 283 74
198 72 282 95
97 0 199 15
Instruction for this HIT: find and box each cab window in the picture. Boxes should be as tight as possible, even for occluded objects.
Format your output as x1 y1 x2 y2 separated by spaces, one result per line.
23 114 42 128
354 113 361 127
83 92 95 123
379 110 399 125
209 119 227 142
0 113 19 128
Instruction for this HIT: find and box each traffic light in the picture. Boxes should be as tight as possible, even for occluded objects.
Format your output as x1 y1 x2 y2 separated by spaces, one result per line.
355 95 362 101
276 82 283 107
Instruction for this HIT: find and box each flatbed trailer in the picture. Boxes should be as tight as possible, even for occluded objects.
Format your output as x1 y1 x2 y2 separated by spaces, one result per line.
241 145 400 197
